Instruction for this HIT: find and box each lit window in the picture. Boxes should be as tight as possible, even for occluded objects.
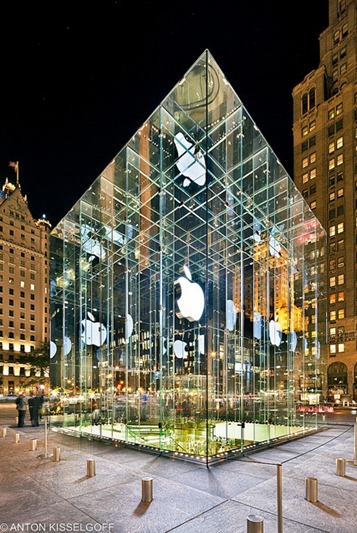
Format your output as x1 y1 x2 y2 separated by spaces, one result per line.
337 188 344 198
329 158 335 170
337 222 344 233
329 141 335 154
337 154 344 166
330 294 336 304
329 192 336 202
310 200 316 210
330 276 336 288
330 310 337 321
338 274 344 285
338 291 344 302
302 157 308 168
310 168 316 179
338 343 345 352
336 136 344 149
302 172 309 183
309 152 316 164
302 125 308 136
329 225 336 237
338 308 345 319
310 120 316 131
330 344 336 353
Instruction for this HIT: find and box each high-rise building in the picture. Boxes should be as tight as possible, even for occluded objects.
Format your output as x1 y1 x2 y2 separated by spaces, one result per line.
50 50 326 463
0 165 51 395
293 0 357 403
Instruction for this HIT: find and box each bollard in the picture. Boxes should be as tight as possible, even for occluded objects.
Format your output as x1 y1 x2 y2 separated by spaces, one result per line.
53 447 61 462
247 514 264 533
14 433 20 444
30 439 37 451
141 477 153 503
336 457 346 477
305 477 318 503
1 428 7 437
87 459 96 477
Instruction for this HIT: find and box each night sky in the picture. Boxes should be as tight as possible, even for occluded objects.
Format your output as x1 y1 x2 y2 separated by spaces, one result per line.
0 1 328 227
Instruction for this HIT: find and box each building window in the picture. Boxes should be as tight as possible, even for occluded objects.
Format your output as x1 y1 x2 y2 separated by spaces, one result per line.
310 200 316 210
302 156 309 168
310 168 316 179
330 310 337 321
336 136 344 149
330 294 336 304
302 172 309 183
329 226 336 237
329 191 336 202
338 291 344 302
330 276 336 288
338 308 345 319
337 153 344 166
337 222 344 233
338 274 344 285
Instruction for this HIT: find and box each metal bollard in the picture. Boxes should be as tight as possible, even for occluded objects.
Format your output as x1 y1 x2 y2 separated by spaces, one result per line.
305 477 318 503
53 447 61 462
336 457 346 477
1 428 7 437
87 459 96 477
247 514 264 533
14 433 20 444
141 477 153 503
30 439 37 451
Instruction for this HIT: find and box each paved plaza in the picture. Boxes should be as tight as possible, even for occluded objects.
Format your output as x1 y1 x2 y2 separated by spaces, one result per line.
0 403 356 532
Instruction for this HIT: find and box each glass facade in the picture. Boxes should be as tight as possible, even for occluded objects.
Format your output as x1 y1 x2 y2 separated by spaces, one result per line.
50 50 327 464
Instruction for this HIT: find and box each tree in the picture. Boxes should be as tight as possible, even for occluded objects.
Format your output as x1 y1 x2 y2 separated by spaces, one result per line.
21 342 50 386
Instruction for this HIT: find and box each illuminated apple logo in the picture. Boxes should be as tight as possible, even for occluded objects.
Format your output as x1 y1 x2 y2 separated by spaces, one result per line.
269 234 281 258
269 319 282 347
125 313 133 339
50 341 57 359
226 299 237 331
81 312 107 347
174 132 206 187
175 265 204 322
174 339 187 359
287 331 297 352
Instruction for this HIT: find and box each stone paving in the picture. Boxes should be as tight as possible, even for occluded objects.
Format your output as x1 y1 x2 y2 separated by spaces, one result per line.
0 409 356 532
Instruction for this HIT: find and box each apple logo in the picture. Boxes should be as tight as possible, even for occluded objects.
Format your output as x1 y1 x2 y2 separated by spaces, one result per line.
81 311 107 347
63 336 72 356
226 299 237 331
287 330 297 352
269 319 282 347
253 312 262 340
174 132 206 187
269 232 281 258
125 313 133 339
50 341 57 359
175 265 204 322
174 339 187 359
198 334 205 355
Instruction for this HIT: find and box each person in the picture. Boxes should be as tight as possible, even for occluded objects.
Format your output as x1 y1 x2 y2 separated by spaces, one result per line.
28 392 41 427
15 391 28 427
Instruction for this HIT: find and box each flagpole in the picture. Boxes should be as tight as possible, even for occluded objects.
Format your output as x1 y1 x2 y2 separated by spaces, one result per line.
16 161 19 186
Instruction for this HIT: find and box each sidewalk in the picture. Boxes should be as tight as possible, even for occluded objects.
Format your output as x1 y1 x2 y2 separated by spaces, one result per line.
0 409 356 532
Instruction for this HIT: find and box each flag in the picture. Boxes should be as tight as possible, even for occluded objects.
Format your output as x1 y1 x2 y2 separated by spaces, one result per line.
9 161 18 172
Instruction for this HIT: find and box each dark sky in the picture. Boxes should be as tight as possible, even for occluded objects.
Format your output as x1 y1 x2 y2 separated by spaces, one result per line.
0 1 329 227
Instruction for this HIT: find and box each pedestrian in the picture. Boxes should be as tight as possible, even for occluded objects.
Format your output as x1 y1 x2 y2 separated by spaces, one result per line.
28 392 41 427
15 391 28 427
